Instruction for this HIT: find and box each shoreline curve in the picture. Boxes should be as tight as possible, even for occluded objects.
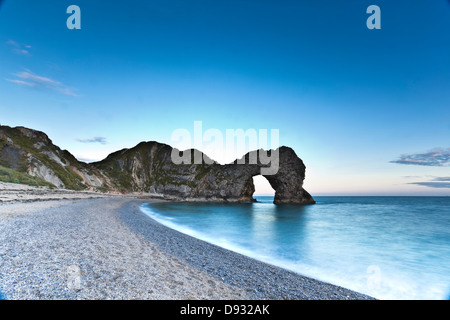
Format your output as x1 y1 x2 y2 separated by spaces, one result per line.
120 199 374 300
0 196 374 300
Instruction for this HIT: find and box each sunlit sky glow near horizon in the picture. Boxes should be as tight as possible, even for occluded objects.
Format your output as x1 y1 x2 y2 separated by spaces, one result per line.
0 0 449 196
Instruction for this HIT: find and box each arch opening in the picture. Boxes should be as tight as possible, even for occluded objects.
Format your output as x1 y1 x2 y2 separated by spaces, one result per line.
252 175 275 201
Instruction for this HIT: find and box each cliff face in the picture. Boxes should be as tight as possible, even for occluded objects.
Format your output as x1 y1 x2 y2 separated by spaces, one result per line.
0 125 315 204
0 126 110 190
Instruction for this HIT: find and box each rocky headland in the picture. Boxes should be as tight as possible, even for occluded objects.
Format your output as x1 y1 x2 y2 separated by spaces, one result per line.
0 125 314 204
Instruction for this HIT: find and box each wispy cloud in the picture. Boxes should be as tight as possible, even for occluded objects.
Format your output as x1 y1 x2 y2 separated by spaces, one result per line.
409 177 450 189
6 69 78 96
390 148 450 166
6 79 35 87
76 137 107 144
75 157 97 163
7 39 31 56
430 176 450 182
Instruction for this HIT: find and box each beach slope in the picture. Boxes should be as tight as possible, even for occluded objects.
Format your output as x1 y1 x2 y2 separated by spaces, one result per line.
0 197 373 300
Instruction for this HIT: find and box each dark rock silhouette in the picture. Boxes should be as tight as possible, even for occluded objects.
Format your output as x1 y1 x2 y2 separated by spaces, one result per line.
1 125 315 204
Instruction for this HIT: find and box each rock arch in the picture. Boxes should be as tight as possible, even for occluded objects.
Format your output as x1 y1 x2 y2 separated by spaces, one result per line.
93 141 316 204
249 147 315 204
149 145 316 204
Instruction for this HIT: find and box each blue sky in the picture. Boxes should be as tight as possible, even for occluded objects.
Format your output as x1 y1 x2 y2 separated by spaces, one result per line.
1 0 449 195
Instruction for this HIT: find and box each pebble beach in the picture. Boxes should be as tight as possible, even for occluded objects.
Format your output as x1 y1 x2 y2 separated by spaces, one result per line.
0 182 373 300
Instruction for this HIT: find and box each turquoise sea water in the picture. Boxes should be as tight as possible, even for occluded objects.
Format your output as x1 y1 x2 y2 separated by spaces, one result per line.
141 196 450 300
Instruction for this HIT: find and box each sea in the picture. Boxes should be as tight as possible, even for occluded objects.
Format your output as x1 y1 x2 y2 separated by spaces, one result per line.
140 196 450 300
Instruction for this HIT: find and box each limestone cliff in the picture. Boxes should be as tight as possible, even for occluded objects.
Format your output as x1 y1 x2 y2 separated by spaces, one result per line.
0 125 315 204
0 126 110 190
